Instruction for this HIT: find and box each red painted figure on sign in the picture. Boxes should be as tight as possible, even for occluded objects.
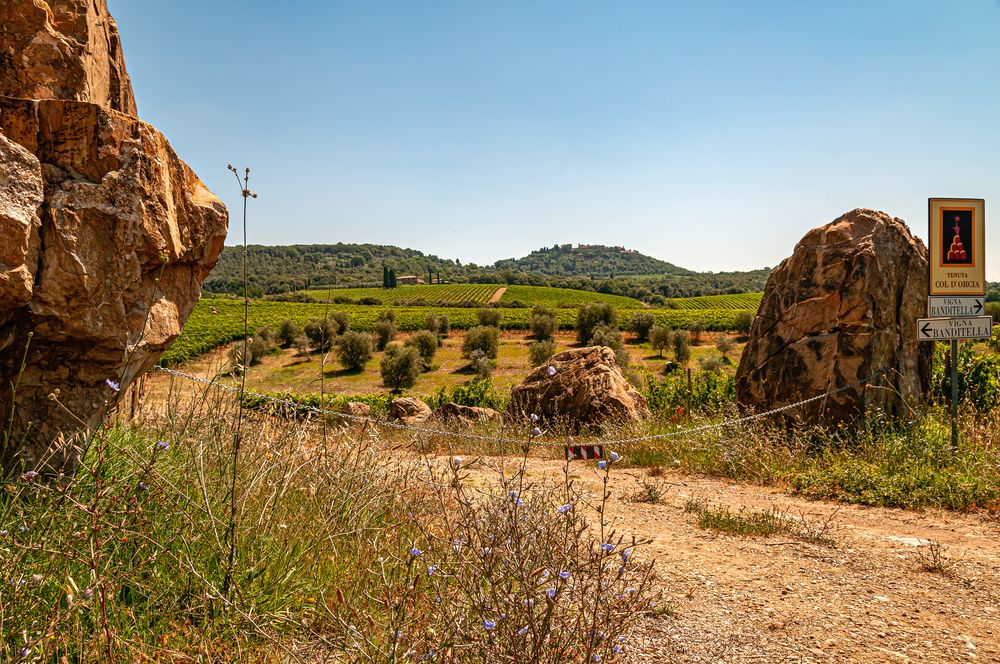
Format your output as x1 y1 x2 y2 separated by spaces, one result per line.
947 214 968 262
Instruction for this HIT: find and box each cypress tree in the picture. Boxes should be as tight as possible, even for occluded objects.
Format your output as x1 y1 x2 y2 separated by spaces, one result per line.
383 266 389 289
389 268 397 288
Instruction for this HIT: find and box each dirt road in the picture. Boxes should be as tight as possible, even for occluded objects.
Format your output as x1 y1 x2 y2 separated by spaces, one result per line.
472 458 1000 663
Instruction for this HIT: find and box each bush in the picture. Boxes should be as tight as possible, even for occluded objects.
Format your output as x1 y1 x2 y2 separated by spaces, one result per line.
374 319 396 350
671 330 691 365
631 312 655 342
469 349 495 379
406 329 439 370
698 356 725 373
304 317 339 352
650 326 671 358
380 343 421 392
337 331 373 372
255 326 277 346
688 318 706 345
377 310 397 324
477 307 502 327
330 311 350 335
734 311 754 336
278 319 302 347
462 325 500 360
436 313 451 337
530 306 557 340
228 333 275 371
293 334 311 356
576 302 617 344
986 302 1000 325
715 335 736 362
590 323 629 366
528 339 557 366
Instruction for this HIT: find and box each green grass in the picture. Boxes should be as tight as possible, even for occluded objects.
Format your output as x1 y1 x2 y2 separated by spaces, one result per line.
667 293 763 310
297 283 502 305
683 499 836 545
499 285 646 308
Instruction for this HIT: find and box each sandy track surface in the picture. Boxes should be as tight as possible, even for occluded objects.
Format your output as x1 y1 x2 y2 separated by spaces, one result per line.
488 286 507 304
470 457 1000 663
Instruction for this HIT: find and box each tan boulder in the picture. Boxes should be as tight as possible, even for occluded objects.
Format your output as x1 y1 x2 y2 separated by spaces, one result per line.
0 98 227 471
507 346 650 430
0 132 44 326
436 402 500 426
735 208 932 427
389 397 432 425
343 401 372 418
0 0 136 114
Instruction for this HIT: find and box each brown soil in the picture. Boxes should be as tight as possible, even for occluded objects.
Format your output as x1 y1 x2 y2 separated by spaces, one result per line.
468 457 1000 663
489 286 507 304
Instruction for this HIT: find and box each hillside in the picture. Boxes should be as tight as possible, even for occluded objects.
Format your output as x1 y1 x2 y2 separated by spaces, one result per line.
203 243 770 300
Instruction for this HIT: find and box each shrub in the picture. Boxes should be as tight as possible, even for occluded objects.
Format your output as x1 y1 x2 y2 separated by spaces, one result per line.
374 319 396 350
228 333 275 371
528 339 557 366
576 302 617 344
469 349 495 379
715 335 736 362
671 330 691 365
986 302 1000 325
530 306 557 340
255 326 277 346
631 312 655 342
650 326 671 358
278 319 302 347
425 313 440 334
462 325 500 360
477 307 502 327
436 313 451 337
380 343 421 392
688 318 706 345
590 323 629 366
338 331 373 372
377 310 397 324
304 317 339 352
734 311 754 337
330 311 351 335
698 356 725 373
406 329 439 370
293 334 311 356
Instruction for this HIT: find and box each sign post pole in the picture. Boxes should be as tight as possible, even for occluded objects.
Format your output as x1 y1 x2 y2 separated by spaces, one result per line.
951 339 959 453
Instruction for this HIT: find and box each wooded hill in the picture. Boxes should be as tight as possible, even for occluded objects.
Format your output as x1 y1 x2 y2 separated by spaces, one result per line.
203 243 770 301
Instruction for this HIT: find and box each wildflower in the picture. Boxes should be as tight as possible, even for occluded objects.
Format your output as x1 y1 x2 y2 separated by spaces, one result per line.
597 460 607 470
545 588 556 599
593 655 602 662
410 547 423 557
83 588 94 600
483 619 496 630
105 379 120 392
557 503 572 514
155 440 170 451
618 636 626 643
558 570 571 580
427 565 437 575
20 470 38 481
613 645 622 654
625 587 637 595
137 482 149 492
482 547 492 555
610 451 621 463
517 625 529 635
18 647 31 659
509 489 519 501
539 569 550 580
601 543 615 553
620 549 631 561
530 413 539 423
546 365 557 376
19 525 28 532
0 530 7 538
452 456 462 468
524 598 534 608
531 427 541 437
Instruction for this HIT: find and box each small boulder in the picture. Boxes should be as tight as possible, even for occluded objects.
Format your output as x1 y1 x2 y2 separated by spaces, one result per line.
343 402 372 418
389 397 432 425
507 346 650 430
436 402 500 426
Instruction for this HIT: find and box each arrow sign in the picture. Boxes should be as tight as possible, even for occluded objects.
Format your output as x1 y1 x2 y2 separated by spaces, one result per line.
927 296 985 317
917 316 993 341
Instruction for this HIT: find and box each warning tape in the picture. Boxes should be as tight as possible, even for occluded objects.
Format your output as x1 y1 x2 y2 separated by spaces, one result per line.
151 365 890 450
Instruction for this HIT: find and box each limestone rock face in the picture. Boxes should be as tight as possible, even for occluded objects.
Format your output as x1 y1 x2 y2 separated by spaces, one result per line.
507 346 650 430
436 402 500 426
735 209 932 427
389 397 432 425
0 97 228 470
0 0 136 114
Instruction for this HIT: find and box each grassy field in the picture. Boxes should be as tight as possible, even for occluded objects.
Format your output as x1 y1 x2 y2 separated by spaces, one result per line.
668 293 763 310
499 285 646 308
163 299 753 366
297 283 501 305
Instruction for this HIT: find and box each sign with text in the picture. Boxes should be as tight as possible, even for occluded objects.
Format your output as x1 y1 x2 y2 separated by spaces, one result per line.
917 316 993 341
928 198 985 295
927 296 985 317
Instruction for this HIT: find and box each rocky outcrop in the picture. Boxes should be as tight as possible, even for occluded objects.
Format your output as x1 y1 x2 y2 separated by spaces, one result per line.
436 402 501 426
343 402 372 418
0 1 227 473
389 397 432 425
507 346 650 430
735 209 932 427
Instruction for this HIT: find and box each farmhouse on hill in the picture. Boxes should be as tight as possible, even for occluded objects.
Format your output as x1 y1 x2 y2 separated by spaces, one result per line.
396 275 425 285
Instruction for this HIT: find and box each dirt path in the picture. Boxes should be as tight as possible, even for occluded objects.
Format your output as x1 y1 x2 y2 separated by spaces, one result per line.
488 286 507 304
469 458 1000 662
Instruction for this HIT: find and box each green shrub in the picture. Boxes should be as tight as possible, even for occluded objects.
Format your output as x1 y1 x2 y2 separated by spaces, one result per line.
469 349 495 379
576 302 618 344
304 317 339 352
330 310 350 335
715 335 735 362
671 330 691 365
734 311 753 336
374 319 396 350
462 325 500 360
380 343 421 392
650 326 671 358
589 323 628 366
228 333 275 371
528 339 557 366
477 307 502 327
688 318 706 345
631 312 655 342
530 306 557 340
698 356 724 373
377 309 397 324
437 313 451 337
278 319 302 347
405 329 440 370
986 302 1000 325
338 330 373 372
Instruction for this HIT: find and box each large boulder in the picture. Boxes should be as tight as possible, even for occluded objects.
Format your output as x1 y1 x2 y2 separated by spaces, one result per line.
507 346 650 430
0 1 227 473
389 397 432 425
0 0 136 114
735 208 932 427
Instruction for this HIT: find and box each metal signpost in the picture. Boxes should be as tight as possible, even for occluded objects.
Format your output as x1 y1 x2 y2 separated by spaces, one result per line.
921 198 987 451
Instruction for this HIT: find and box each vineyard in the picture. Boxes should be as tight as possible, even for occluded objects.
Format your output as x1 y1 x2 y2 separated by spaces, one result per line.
296 284 501 305
668 293 763 310
498 285 645 308
161 299 752 366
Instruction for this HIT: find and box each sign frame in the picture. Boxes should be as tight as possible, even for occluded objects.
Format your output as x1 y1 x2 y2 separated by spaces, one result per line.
927 296 985 317
928 197 986 296
916 316 993 341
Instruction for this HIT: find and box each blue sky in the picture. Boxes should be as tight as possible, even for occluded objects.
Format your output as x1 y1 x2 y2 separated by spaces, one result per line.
110 1 1000 279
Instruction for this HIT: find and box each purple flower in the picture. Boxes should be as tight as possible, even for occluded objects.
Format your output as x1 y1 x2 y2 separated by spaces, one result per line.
155 440 170 452
558 570 571 580
509 490 519 501
137 482 149 492
18 647 31 659
19 525 28 532
593 655 601 662
427 565 437 574
483 619 496 630
410 547 422 557
546 365 557 376
613 645 622 653
539 569 550 580
557 503 572 514
545 588 556 599
83 588 94 600
20 471 38 481
452 456 462 468
531 427 541 437
610 451 621 463
621 549 631 561
601 543 615 553
523 598 534 608
597 460 607 470
105 379 120 392
529 413 539 423
517 625 529 635
625 587 637 595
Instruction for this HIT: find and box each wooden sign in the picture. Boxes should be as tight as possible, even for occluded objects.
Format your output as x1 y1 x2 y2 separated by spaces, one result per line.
565 444 604 461
928 198 985 296
917 316 993 341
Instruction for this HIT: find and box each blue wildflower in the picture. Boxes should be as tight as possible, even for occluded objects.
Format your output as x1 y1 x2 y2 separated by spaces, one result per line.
517 625 529 635
409 547 422 557
601 543 615 553
557 503 572 514
546 365 557 376
427 565 437 574
452 456 462 468
610 451 621 463
545 588 556 599
483 619 496 630
597 460 607 470
530 413 539 423
20 470 38 481
155 440 170 451
559 570 571 580
105 379 120 392
531 427 541 437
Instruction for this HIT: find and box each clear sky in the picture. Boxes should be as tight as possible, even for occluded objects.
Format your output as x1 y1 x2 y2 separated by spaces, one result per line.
110 0 1000 279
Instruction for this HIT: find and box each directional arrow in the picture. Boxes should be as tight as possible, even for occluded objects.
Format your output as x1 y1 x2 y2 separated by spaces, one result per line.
917 316 993 341
974 300 983 314
921 321 932 337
